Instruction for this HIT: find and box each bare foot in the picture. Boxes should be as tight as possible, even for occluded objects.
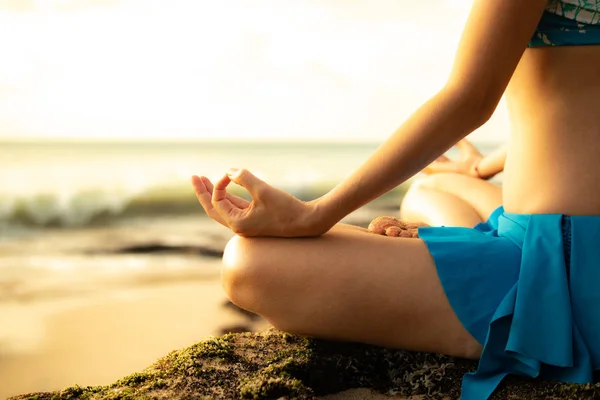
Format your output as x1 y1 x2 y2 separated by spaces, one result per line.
367 216 428 238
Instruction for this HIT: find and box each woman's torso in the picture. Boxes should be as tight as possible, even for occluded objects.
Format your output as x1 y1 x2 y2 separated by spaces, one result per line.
502 44 600 215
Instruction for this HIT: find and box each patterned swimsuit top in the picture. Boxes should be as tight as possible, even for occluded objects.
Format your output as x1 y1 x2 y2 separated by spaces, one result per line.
529 0 600 46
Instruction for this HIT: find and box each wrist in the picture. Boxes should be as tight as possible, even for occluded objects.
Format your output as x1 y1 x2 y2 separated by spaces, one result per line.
304 196 338 236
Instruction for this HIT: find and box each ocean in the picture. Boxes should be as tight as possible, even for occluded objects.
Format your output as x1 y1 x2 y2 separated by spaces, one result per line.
0 139 498 238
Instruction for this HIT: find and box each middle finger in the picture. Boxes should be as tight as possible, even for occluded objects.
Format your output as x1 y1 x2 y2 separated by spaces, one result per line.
191 175 229 227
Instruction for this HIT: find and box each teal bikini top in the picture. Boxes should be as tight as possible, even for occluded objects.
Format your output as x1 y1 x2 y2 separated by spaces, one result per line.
529 0 600 47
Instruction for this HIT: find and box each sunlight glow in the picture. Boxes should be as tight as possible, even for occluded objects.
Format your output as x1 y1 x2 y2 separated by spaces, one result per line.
445 0 472 9
0 0 507 142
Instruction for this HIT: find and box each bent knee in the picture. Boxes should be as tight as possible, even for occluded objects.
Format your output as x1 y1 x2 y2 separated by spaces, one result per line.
222 235 281 314
400 177 441 220
409 173 463 192
401 174 466 216
222 235 258 307
221 235 311 333
401 176 445 212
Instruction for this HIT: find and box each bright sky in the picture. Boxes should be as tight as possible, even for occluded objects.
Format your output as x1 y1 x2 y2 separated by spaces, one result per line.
0 0 510 142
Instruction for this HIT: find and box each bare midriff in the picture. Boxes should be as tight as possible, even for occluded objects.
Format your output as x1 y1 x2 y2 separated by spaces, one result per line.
502 45 600 215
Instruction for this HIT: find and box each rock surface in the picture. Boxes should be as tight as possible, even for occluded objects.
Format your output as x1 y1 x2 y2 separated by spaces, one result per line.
9 329 600 400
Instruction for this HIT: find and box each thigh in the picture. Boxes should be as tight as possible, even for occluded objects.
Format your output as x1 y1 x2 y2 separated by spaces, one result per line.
416 173 502 220
223 224 482 359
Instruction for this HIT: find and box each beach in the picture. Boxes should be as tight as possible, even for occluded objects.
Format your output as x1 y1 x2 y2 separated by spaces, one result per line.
0 214 233 399
0 205 400 399
0 281 233 398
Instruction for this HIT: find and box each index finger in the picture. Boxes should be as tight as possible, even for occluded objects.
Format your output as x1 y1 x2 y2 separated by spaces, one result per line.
211 174 244 222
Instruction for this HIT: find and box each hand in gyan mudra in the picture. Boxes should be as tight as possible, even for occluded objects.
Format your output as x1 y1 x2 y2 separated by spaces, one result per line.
191 169 321 237
423 138 484 178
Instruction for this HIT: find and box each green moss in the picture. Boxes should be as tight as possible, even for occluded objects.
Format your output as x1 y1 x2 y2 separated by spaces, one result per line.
195 337 236 360
239 376 308 399
165 336 237 377
8 329 600 400
144 378 168 391
113 373 152 387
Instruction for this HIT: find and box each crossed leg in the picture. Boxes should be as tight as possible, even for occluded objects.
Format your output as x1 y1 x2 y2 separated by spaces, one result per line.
401 173 502 227
221 223 482 360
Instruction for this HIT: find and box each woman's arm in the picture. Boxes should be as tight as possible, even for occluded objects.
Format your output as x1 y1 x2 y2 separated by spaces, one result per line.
476 144 508 179
310 0 548 231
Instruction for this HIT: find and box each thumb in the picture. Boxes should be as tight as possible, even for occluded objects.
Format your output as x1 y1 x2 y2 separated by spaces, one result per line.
227 168 266 198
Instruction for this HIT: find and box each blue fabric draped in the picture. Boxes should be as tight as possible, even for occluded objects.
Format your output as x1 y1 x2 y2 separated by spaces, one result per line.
418 209 600 399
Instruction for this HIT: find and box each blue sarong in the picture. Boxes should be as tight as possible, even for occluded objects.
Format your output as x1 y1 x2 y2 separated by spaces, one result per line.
419 207 600 399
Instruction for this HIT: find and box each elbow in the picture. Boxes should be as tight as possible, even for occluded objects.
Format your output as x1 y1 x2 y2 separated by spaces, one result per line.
468 97 496 128
441 82 500 129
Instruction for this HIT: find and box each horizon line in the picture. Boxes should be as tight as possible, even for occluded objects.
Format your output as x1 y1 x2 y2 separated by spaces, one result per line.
0 137 503 145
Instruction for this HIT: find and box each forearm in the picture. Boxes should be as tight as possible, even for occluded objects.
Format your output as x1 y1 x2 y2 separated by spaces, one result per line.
313 87 491 229
476 144 508 179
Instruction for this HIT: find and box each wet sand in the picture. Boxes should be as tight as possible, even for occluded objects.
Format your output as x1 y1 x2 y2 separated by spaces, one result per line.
0 279 266 399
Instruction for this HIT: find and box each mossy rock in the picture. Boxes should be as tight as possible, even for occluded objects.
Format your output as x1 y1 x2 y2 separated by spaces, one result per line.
9 329 600 399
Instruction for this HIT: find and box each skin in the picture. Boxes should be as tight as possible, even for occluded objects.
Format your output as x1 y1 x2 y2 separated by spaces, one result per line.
399 172 502 228
192 0 599 360
397 138 504 229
